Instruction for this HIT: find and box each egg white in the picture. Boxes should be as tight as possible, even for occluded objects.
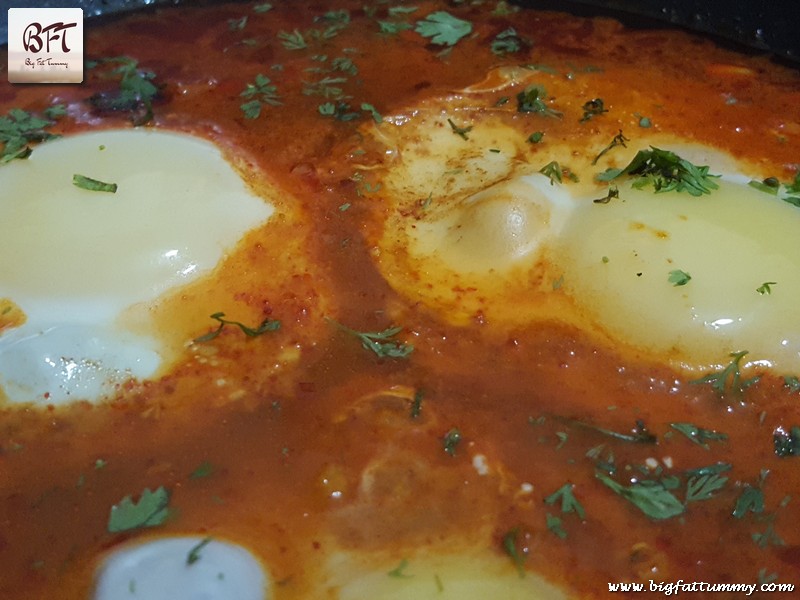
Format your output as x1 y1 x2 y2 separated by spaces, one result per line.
0 129 274 405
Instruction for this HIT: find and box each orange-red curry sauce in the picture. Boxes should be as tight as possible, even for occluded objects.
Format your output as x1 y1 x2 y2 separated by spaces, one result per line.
1 1 799 598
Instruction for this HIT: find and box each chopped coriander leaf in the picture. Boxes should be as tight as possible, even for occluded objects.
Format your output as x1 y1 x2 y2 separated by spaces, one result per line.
447 118 472 140
560 417 657 444
545 513 567 539
501 527 528 577
239 74 282 119
378 20 412 34
228 16 248 31
387 558 412 578
592 130 629 165
194 312 281 343
415 11 472 47
685 473 727 503
544 483 586 520
0 107 64 163
783 376 800 393
597 146 719 196
669 423 728 448
756 281 777 295
72 174 118 193
638 115 652 128
773 425 800 457
491 27 525 55
360 103 383 123
539 161 578 184
252 2 273 13
107 486 171 532
410 389 424 419
752 518 784 549
667 269 691 286
442 428 462 455
186 537 213 566
733 485 764 518
580 98 608 122
596 472 685 520
302 76 348 99
593 186 619 204
189 461 215 479
684 462 732 478
516 84 562 117
87 56 160 125
527 131 544 144
319 102 360 121
326 318 414 358
689 350 760 395
278 29 307 50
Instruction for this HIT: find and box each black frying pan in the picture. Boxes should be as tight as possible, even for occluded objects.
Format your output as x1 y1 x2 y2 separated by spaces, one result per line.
3 0 800 66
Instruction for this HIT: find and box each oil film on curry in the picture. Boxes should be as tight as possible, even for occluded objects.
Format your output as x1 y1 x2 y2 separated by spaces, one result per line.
1 0 799 598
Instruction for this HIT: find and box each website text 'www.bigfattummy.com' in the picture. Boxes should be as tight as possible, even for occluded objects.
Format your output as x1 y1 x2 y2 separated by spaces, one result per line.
608 580 796 595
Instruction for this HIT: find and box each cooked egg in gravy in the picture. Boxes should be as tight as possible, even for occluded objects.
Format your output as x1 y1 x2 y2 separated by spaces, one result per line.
1 0 799 598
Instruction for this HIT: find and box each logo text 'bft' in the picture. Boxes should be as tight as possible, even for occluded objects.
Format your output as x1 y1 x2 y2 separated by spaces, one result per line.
8 8 84 84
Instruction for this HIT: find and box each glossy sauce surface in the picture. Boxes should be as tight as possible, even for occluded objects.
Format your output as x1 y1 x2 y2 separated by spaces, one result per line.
1 1 800 598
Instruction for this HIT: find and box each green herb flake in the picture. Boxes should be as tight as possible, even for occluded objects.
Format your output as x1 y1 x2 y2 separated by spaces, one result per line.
580 98 608 123
685 473 728 503
387 558 412 578
0 107 64 163
592 130 629 165
87 56 160 126
410 389 424 419
669 423 728 449
756 281 777 295
414 11 472 47
278 29 307 50
597 146 719 196
545 513 567 539
516 84 562 118
783 376 800 393
107 486 171 533
194 312 281 343
596 472 685 520
447 118 473 140
253 2 273 13
491 27 525 56
539 161 578 185
501 527 527 577
186 537 213 566
240 74 282 120
689 350 760 395
593 186 620 204
442 428 462 456
327 318 414 359
72 174 118 193
361 103 383 123
527 131 544 144
544 482 586 520
773 425 800 457
189 461 215 480
667 270 691 287
733 485 765 519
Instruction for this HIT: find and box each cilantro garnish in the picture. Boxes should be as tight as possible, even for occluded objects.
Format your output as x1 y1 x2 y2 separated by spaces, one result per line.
278 29 308 50
319 102 360 121
593 186 619 204
597 147 719 196
490 27 525 55
539 161 578 185
360 103 383 123
733 472 768 519
253 3 273 13
668 269 692 287
387 558 412 578
580 98 608 122
72 174 118 193
544 483 586 520
545 513 567 539
689 350 760 395
194 312 281 343
0 106 64 163
592 130 628 165
442 428 462 455
240 74 282 119
596 472 685 520
186 537 213 566
87 56 160 126
749 173 800 208
527 131 544 144
516 84 561 117
447 118 472 140
501 527 528 577
410 389 424 419
107 486 171 533
669 423 728 449
773 425 800 457
327 318 414 358
685 473 728 503
415 11 472 47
